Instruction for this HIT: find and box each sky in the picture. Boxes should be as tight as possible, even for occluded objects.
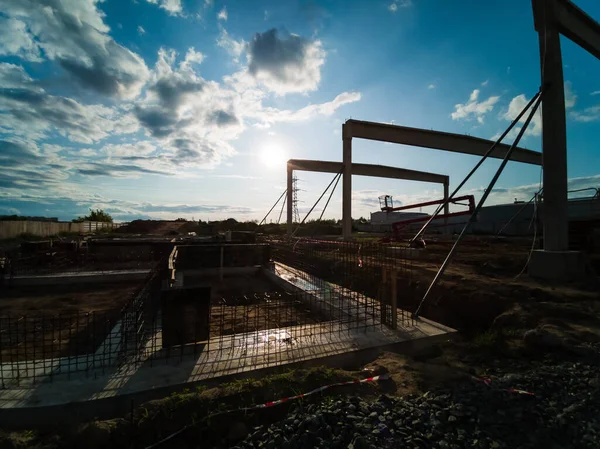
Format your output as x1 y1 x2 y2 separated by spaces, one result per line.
1 0 599 223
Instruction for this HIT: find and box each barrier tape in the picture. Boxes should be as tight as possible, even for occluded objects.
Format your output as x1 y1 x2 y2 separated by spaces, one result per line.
145 374 389 449
472 376 534 396
240 373 388 411
357 244 363 268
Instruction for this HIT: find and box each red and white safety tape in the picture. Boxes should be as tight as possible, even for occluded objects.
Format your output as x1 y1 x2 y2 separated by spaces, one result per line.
145 374 388 449
240 373 388 410
472 376 534 396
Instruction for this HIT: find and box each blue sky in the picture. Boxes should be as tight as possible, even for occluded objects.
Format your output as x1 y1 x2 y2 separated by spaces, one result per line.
1 0 599 222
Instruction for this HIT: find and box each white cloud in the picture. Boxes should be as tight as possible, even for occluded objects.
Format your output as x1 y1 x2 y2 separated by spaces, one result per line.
146 0 183 16
217 27 246 63
247 29 326 95
1 20 361 191
591 90 600 96
564 81 577 109
428 84 436 89
388 0 412 12
481 80 489 86
101 142 157 157
571 105 600 122
0 17 42 62
137 25 146 35
451 89 500 124
501 81 577 137
468 174 600 206
218 7 228 21
2 0 150 99
180 47 205 69
0 63 139 144
248 91 362 124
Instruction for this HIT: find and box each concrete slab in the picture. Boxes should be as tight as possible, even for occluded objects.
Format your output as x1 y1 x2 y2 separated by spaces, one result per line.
528 249 586 280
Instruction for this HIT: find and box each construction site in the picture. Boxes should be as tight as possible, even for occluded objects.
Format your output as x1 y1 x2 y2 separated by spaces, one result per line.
0 1 599 448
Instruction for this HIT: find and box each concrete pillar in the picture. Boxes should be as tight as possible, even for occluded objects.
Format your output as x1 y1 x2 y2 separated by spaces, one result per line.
538 2 569 251
443 181 450 233
342 123 352 240
287 164 293 235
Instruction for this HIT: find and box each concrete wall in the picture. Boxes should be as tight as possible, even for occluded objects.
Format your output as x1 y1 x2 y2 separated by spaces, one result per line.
0 221 126 239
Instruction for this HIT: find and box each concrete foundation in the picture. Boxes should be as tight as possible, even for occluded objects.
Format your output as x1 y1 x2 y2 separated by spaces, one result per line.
528 250 586 281
0 263 456 429
385 247 423 260
9 269 150 286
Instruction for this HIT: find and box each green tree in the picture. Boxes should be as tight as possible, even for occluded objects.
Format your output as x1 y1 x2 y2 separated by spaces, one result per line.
72 209 113 223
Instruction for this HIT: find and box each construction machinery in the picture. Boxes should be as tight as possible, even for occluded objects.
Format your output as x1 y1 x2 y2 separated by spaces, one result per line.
378 194 476 240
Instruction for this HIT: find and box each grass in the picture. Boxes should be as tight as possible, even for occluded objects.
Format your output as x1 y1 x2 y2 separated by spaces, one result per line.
470 328 523 352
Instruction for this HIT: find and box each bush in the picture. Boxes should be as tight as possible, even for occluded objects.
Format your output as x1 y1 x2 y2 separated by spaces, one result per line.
73 209 113 223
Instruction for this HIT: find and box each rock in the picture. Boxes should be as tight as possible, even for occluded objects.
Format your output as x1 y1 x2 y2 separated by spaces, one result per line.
228 422 249 441
523 326 565 351
491 304 535 332
448 415 458 423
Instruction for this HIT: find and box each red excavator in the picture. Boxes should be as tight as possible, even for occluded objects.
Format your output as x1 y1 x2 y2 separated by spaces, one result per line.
378 194 475 241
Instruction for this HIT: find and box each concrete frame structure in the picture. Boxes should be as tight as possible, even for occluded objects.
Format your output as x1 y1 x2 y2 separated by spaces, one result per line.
286 159 449 235
341 119 542 239
531 0 600 253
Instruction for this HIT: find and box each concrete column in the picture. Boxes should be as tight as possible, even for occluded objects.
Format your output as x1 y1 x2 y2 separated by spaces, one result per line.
443 181 450 233
342 124 352 240
539 4 569 251
287 164 293 235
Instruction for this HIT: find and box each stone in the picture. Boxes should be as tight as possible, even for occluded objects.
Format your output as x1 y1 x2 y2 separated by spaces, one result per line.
228 422 249 441
523 326 565 351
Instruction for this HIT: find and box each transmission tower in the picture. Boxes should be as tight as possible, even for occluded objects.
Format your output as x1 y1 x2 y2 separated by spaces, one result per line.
292 175 301 223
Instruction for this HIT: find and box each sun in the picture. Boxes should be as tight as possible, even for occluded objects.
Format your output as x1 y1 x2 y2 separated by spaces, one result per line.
259 144 287 169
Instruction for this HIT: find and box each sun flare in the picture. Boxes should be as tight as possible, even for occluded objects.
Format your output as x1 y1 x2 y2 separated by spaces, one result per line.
259 144 287 169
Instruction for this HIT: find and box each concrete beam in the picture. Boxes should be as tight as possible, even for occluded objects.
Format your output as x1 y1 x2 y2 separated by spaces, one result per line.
536 0 600 60
288 159 449 184
343 119 542 166
287 159 449 236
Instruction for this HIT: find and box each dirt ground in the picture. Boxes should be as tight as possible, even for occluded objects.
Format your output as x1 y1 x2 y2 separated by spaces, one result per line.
117 220 200 235
0 282 142 361
209 300 325 336
0 282 140 315
389 235 600 334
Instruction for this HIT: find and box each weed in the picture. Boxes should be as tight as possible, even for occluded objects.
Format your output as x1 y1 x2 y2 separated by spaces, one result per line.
472 330 501 348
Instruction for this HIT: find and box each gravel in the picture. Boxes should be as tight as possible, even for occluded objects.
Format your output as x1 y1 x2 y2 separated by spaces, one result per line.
229 349 600 449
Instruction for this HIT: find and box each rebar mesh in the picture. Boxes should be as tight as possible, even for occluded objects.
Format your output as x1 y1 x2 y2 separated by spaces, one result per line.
0 238 417 388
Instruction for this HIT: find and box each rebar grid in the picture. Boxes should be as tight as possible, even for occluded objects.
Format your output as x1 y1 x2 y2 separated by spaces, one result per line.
4 248 164 279
0 239 417 388
266 237 416 328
